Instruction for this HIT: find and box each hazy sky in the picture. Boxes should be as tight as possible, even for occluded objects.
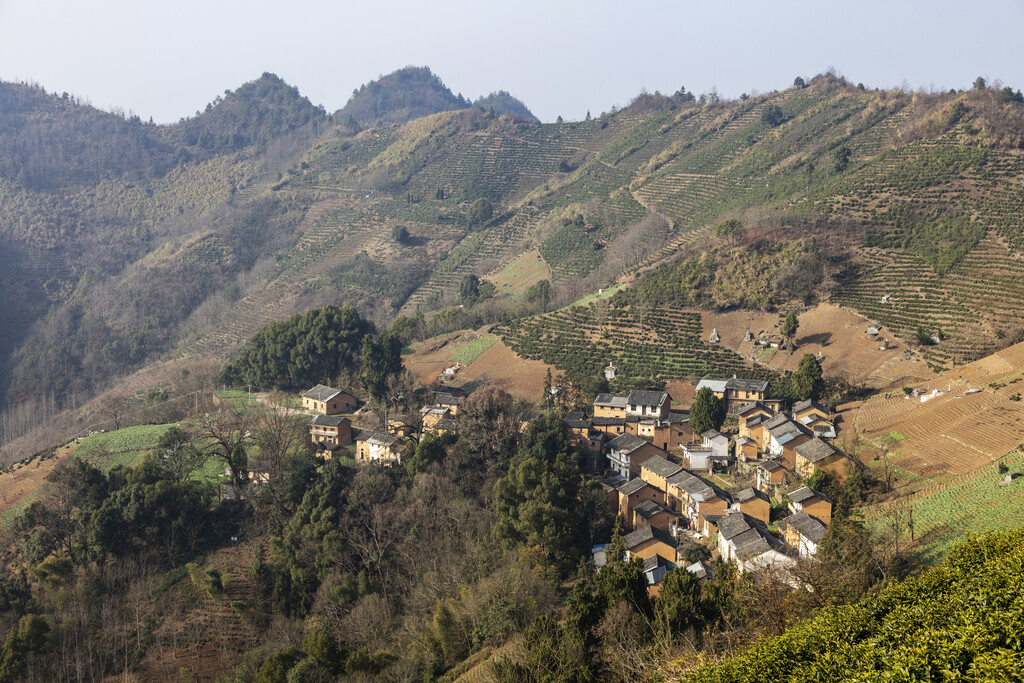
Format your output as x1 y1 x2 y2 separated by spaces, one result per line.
2 0 1022 124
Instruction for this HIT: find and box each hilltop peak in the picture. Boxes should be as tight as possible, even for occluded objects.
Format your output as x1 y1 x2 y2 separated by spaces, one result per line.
336 65 471 127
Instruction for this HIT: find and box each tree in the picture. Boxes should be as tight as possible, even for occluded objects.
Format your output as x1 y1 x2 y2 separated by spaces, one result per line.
690 387 723 437
459 274 480 303
973 76 987 91
197 405 257 493
761 104 784 127
466 198 493 226
791 353 824 402
154 426 204 481
391 224 409 244
656 568 705 637
493 414 582 571
834 145 852 173
782 310 799 352
526 279 551 312
793 76 806 89
361 331 404 405
714 219 744 244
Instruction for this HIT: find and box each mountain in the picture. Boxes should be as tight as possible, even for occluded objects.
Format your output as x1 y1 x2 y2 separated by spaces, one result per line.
4 69 1024 452
473 90 538 121
336 65 470 126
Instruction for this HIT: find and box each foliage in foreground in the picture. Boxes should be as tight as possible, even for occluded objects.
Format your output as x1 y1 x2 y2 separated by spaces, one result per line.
675 529 1024 682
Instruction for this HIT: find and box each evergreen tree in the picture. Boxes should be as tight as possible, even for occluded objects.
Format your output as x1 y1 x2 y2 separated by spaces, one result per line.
690 387 724 436
792 353 825 401
782 310 799 352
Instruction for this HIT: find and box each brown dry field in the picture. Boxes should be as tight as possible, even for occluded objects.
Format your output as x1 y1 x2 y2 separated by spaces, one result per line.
0 449 68 519
406 328 557 403
700 303 933 389
839 340 1024 477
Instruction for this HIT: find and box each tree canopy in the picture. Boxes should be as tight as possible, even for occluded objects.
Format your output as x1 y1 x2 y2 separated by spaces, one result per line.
219 304 374 391
690 386 725 436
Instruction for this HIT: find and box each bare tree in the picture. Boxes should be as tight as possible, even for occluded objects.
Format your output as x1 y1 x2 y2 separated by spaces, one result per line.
197 405 258 493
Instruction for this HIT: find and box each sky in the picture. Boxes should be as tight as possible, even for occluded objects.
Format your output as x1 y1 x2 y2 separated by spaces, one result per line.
1 0 1022 124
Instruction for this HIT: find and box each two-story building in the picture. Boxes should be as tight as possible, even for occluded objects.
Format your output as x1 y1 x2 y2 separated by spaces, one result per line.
765 414 812 469
779 511 827 558
302 385 358 414
794 437 844 479
787 486 833 525
355 430 405 465
309 414 352 457
605 433 664 478
626 390 672 421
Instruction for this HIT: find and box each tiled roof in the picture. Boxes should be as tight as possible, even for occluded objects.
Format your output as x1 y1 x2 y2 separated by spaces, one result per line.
793 398 827 415
302 384 343 401
633 499 666 519
779 511 827 543
642 456 683 479
788 486 831 505
725 378 769 392
627 390 669 408
624 525 678 550
592 416 627 426
695 379 728 393
701 429 725 440
594 393 628 408
311 414 347 427
606 433 650 454
617 478 650 496
794 437 837 463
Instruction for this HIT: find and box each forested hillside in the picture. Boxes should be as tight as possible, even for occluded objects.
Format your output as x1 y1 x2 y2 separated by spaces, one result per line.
4 68 1024 454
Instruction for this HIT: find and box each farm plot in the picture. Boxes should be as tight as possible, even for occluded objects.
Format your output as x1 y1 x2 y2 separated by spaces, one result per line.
497 303 768 387
865 451 1024 565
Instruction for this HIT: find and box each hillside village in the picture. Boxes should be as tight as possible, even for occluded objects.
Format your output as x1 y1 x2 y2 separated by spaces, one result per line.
283 350 849 597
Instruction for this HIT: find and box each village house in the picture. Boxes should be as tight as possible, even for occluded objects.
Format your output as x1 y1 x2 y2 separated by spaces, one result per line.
432 392 462 416
599 474 628 510
301 384 358 415
779 511 828 559
616 477 665 524
626 390 672 421
765 414 812 469
605 433 664 478
788 486 833 525
355 430 405 465
643 554 678 597
793 398 837 439
420 405 451 429
731 487 771 524
624 525 681 563
756 459 787 494
309 414 352 457
735 436 759 462
665 469 729 523
640 456 683 493
632 499 676 532
682 443 714 472
696 377 772 413
593 393 628 418
426 417 458 436
794 437 845 479
715 511 793 574
590 416 627 437
701 430 730 460
653 412 693 451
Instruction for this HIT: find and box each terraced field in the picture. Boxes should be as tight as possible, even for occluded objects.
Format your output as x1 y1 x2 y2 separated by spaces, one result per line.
843 340 1024 476
865 451 1024 564
497 303 767 386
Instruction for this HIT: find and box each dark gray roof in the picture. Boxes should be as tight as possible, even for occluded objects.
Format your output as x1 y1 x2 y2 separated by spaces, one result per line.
434 395 461 406
665 411 690 424
726 378 769 392
617 478 650 496
666 470 720 501
627 390 670 409
734 487 767 504
303 384 344 401
633 499 667 519
606 433 650 454
624 525 678 550
564 412 590 429
599 474 627 490
793 399 827 415
641 456 683 479
768 418 807 441
434 418 458 431
759 459 784 472
764 413 791 430
779 511 827 543
592 416 627 427
732 528 774 560
794 437 837 463
717 511 756 540
736 401 771 416
311 414 347 427
788 486 831 505
701 429 725 440
358 430 401 447
594 393 628 408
